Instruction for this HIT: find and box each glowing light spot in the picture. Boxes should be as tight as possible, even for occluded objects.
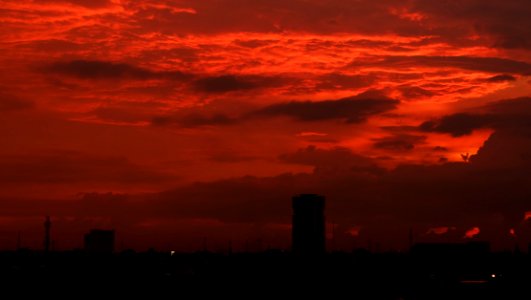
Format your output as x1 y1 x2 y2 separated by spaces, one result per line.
491 274 496 278
464 227 480 239
524 211 531 221
509 228 516 237
347 226 361 237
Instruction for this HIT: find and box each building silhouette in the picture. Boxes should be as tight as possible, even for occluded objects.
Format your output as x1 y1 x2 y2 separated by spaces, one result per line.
292 194 325 254
411 241 491 257
44 216 51 253
84 229 115 254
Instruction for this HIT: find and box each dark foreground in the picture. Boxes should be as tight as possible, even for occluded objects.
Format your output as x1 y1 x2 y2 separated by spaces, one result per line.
1 248 530 299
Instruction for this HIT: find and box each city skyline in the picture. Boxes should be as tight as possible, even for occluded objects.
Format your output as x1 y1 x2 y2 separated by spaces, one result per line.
0 0 531 251
3 198 528 254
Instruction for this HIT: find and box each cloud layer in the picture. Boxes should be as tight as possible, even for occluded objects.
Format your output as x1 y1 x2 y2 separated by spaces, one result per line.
0 0 530 250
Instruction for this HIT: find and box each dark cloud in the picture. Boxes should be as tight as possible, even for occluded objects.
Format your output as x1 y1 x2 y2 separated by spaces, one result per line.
298 135 340 144
411 0 531 49
469 130 531 169
279 145 382 174
192 75 284 93
0 151 175 184
152 113 236 127
250 96 399 123
90 101 167 124
151 95 399 127
368 130 531 231
420 97 531 136
397 86 437 99
47 60 155 79
46 60 190 80
46 61 286 94
233 39 275 48
151 175 301 223
41 0 112 8
486 74 517 82
145 146 385 224
433 146 449 152
484 97 531 115
314 73 375 91
419 113 494 137
351 56 531 75
0 93 34 111
208 153 259 163
372 134 426 151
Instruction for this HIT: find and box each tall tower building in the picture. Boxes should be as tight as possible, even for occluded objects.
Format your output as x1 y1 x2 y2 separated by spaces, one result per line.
292 194 326 255
44 216 51 253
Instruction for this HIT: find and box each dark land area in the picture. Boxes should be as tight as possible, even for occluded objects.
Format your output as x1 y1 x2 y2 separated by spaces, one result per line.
1 244 530 299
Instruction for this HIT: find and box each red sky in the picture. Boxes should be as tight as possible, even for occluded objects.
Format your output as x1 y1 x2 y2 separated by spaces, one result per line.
1 0 531 251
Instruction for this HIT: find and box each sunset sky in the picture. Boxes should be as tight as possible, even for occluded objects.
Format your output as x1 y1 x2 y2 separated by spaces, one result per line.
1 0 531 251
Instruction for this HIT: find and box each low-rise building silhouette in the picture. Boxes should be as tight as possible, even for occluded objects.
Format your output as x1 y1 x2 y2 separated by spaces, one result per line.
411 241 491 257
84 229 115 254
292 194 325 255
